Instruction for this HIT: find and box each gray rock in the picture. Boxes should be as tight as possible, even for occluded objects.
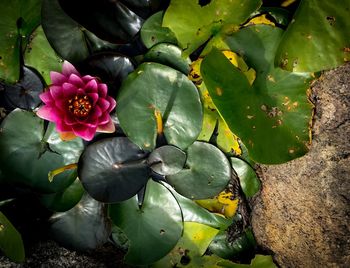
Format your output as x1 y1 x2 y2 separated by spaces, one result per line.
252 63 350 268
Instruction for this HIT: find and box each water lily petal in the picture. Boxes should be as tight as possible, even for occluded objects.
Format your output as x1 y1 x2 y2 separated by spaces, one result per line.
97 98 110 112
98 83 108 98
62 61 80 77
56 120 73 132
72 125 97 141
39 91 53 104
97 118 115 133
62 83 78 98
64 113 77 126
37 105 62 122
78 117 99 128
97 112 110 125
90 105 102 119
106 96 116 112
68 74 84 88
84 79 98 93
82 75 95 83
88 93 99 106
50 71 67 85
50 85 64 99
55 99 68 112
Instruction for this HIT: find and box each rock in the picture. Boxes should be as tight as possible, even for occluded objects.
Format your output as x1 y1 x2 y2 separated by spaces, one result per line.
251 63 350 268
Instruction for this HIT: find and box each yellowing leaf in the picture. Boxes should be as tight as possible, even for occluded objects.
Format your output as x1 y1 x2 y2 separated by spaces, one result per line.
244 14 275 27
196 191 239 218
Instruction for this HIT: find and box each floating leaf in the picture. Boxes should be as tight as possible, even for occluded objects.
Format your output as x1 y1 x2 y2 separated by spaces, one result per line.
141 11 177 49
163 0 261 55
231 157 260 198
0 0 41 83
24 26 63 84
196 191 239 218
0 212 25 263
2 66 44 111
167 141 231 200
152 222 220 268
78 137 150 203
40 177 85 212
275 0 350 72
117 62 202 151
0 110 84 193
144 43 191 74
148 145 186 176
50 194 110 250
109 180 183 265
202 25 314 164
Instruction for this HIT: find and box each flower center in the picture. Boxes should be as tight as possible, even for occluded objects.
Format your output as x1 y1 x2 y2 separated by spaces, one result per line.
68 95 92 117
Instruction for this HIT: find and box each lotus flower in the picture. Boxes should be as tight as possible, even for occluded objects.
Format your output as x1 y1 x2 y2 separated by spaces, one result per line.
37 61 116 141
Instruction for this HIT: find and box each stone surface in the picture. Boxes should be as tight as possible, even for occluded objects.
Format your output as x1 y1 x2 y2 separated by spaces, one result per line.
251 63 350 268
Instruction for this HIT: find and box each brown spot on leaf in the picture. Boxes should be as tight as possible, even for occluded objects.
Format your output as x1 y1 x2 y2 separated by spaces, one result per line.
326 16 336 26
216 87 223 96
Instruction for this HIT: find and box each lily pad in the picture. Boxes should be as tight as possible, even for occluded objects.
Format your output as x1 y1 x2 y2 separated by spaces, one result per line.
109 179 183 265
163 0 261 56
0 212 25 263
117 62 202 151
0 0 41 83
144 43 191 74
201 25 314 164
230 158 260 198
0 109 84 193
141 11 178 49
166 141 231 200
148 145 186 176
49 194 110 251
24 26 63 85
275 0 350 72
2 66 44 110
78 137 150 203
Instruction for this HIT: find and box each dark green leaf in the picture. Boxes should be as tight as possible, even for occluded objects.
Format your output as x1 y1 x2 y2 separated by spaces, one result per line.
109 180 183 265
0 212 25 263
163 0 262 56
0 0 41 83
230 158 260 198
40 177 84 212
144 43 191 74
2 66 44 110
78 52 135 98
275 0 350 72
24 26 63 85
0 110 84 193
117 62 202 151
167 141 231 199
202 26 313 164
148 145 186 176
141 11 177 49
78 137 150 203
49 194 110 250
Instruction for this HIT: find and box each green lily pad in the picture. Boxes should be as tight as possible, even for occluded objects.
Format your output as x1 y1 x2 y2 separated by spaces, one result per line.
24 26 63 85
40 176 85 212
78 137 150 203
0 212 25 263
163 0 262 56
49 194 110 251
144 43 191 74
117 62 202 151
141 11 178 49
275 0 350 72
148 145 186 176
201 25 314 164
162 182 232 230
166 141 231 200
0 0 41 83
152 222 220 268
0 109 84 193
2 66 44 111
109 180 183 265
42 0 119 64
230 158 260 198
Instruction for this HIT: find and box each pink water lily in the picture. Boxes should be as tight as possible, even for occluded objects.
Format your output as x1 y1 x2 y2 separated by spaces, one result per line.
37 61 116 141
